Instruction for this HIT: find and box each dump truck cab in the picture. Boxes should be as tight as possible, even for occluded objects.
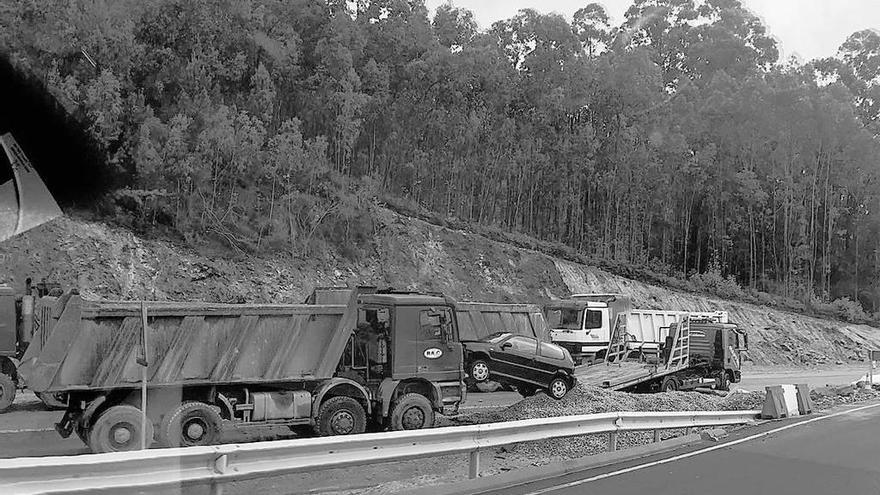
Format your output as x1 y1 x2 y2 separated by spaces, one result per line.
349 293 465 423
545 294 632 363
0 281 65 411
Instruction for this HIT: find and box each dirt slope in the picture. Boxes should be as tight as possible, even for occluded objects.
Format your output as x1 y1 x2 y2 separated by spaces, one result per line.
1 208 877 366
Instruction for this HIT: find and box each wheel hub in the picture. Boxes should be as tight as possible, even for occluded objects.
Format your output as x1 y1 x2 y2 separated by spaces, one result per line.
185 421 206 440
472 363 489 381
331 410 354 434
401 407 425 429
552 381 567 398
111 424 133 445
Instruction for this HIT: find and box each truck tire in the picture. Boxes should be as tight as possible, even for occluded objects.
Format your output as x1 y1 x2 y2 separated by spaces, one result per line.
88 404 154 453
158 401 223 447
36 392 68 410
469 360 491 383
0 373 15 411
547 377 570 400
315 396 366 436
661 376 679 392
390 393 435 431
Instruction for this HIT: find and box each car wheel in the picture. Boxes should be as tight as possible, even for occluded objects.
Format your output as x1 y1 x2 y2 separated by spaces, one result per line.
469 360 491 383
548 377 570 400
661 376 679 392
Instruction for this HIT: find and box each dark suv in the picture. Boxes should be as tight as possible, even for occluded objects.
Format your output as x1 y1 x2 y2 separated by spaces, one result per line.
463 332 576 399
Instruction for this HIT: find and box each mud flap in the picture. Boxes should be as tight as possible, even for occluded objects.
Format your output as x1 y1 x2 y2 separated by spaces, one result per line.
54 409 74 439
0 133 62 242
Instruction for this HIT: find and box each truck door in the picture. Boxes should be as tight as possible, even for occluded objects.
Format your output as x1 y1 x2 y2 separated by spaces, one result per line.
416 307 462 382
583 308 606 346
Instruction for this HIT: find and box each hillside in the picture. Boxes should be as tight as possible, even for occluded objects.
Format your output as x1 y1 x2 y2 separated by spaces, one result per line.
2 208 878 366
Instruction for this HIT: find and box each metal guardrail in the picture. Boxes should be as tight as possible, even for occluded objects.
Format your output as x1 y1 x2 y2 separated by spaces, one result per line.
0 410 760 494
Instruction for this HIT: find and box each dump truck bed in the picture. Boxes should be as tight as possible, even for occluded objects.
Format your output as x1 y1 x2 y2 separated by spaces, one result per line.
19 295 357 394
455 302 549 342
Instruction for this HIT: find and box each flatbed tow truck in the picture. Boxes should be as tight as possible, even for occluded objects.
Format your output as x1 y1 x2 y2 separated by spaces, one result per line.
578 312 747 392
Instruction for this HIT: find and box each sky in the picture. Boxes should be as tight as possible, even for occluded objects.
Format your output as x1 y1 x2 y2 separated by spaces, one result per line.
424 0 880 62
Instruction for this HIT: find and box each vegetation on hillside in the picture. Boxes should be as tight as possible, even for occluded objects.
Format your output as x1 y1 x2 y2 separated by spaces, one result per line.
2 0 880 316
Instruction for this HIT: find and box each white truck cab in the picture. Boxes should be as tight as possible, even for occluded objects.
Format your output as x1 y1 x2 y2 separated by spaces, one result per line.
544 294 632 363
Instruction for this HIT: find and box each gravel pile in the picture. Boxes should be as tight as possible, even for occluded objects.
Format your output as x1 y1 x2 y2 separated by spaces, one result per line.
477 385 764 424
811 385 880 409
462 385 765 463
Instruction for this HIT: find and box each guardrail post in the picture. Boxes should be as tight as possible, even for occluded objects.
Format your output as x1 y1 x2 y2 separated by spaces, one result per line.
468 450 481 479
608 431 618 451
210 453 228 495
653 429 661 443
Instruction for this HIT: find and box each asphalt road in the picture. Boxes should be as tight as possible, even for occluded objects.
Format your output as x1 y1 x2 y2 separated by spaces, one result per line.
481 402 880 495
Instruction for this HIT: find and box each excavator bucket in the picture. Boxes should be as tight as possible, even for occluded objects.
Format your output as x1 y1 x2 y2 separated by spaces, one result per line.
0 133 62 242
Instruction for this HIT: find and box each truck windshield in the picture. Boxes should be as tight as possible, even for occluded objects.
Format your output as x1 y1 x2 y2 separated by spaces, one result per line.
546 308 582 329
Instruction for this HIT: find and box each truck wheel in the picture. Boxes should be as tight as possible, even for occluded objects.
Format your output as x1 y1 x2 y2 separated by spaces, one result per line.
88 405 154 453
36 392 67 410
316 396 366 436
547 377 570 400
158 401 223 447
0 373 15 411
661 377 679 392
390 393 435 431
469 360 491 383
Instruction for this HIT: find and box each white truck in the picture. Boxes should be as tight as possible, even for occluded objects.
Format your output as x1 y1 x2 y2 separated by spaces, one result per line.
544 294 729 364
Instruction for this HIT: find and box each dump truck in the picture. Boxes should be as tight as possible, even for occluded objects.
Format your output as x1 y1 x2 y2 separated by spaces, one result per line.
16 288 552 453
544 294 729 364
0 280 67 411
577 312 748 392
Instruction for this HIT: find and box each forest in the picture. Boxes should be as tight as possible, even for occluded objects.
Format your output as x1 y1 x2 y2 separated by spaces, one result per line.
1 0 880 317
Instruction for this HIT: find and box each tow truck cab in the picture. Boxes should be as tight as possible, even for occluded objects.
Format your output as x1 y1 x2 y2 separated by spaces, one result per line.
688 321 749 385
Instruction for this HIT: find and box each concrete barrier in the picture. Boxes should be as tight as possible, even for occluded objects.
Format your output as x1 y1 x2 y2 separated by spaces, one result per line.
761 384 813 419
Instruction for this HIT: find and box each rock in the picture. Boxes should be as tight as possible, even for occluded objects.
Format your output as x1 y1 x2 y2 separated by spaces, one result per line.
836 360 844 365
700 428 728 442
475 381 503 393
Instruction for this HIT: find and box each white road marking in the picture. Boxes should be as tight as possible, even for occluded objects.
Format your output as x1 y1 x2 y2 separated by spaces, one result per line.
0 428 54 434
522 402 880 495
